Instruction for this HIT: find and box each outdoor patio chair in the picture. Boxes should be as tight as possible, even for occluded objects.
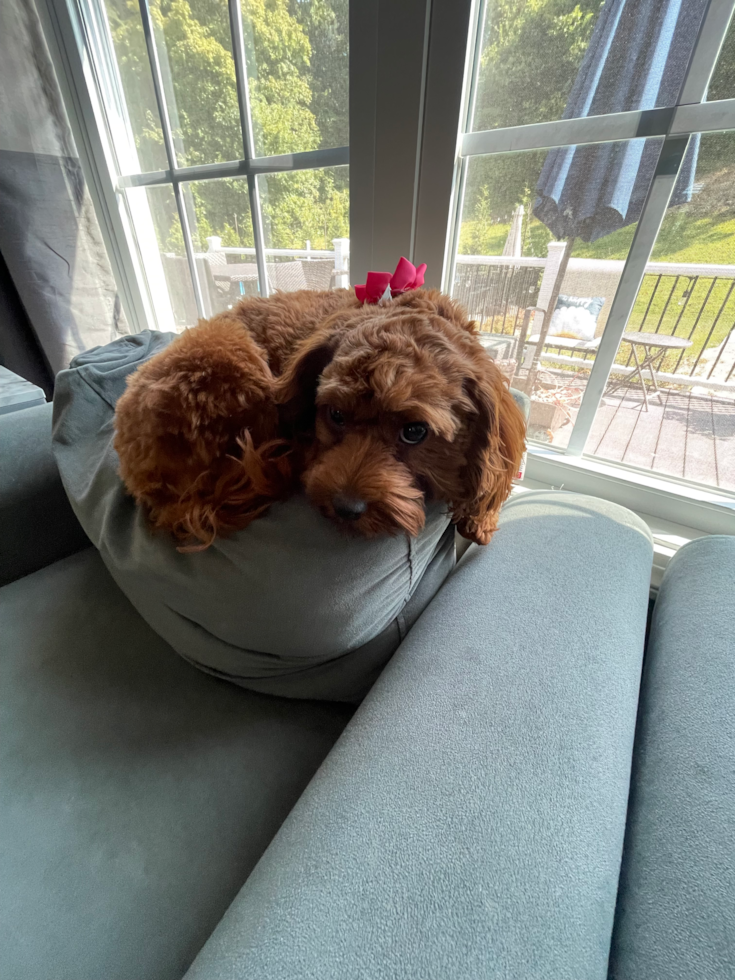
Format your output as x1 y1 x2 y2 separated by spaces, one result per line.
266 260 336 293
266 261 308 292
204 250 233 303
301 259 336 290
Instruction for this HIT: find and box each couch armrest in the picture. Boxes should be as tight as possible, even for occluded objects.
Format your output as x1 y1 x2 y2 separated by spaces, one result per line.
0 403 88 585
610 535 735 979
183 492 653 980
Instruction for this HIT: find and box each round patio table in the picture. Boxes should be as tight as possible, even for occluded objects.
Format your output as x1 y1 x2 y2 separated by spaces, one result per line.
606 331 692 411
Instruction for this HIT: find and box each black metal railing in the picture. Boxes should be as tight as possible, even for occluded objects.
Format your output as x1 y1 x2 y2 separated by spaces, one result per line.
453 261 544 338
623 273 735 381
456 262 735 385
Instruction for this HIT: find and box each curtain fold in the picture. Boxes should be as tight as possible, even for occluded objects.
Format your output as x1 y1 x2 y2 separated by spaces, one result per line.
0 249 54 395
0 0 127 385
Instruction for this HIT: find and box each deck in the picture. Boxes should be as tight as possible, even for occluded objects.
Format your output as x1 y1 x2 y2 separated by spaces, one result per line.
550 387 735 491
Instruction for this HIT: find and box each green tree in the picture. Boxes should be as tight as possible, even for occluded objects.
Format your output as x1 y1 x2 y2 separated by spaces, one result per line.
261 168 348 250
107 0 347 252
289 0 348 150
473 0 602 134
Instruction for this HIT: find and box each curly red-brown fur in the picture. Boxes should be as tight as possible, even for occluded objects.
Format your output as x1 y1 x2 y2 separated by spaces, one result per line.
114 314 289 548
114 287 526 548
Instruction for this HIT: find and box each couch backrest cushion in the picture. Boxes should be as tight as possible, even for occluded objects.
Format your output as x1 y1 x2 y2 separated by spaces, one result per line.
0 402 88 585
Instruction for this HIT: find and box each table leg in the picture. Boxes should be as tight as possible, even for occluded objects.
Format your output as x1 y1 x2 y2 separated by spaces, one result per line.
606 341 675 410
605 340 645 403
629 343 649 411
644 348 666 405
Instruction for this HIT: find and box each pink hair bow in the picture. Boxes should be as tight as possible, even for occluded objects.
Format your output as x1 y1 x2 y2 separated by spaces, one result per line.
355 257 427 304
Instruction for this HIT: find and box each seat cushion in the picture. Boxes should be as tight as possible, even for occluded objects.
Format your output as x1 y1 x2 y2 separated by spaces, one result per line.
0 549 353 980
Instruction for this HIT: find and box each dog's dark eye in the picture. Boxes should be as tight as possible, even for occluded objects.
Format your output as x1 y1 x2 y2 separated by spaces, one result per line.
400 422 429 445
329 407 346 426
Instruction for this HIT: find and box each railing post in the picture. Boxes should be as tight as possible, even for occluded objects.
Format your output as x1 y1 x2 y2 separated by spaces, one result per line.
333 237 350 288
516 240 565 368
206 236 222 253
536 240 567 313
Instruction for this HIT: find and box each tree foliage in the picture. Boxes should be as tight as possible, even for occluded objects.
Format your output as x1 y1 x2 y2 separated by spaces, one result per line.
106 0 348 252
473 0 602 134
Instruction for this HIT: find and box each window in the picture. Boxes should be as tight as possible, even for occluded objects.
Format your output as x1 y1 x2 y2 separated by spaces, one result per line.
446 0 735 510
42 0 735 533
583 132 735 491
69 0 348 331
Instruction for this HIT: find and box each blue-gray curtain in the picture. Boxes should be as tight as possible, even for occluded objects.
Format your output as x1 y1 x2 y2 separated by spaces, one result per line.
0 0 127 391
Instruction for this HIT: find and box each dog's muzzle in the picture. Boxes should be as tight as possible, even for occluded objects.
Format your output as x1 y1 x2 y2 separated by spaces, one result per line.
332 494 368 522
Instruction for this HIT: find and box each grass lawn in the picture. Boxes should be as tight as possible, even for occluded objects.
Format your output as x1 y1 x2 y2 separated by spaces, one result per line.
576 213 735 266
459 213 735 265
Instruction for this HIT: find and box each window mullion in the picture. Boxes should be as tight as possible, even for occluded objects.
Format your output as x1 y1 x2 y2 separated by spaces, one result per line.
228 0 255 161
228 0 269 297
172 181 208 317
566 136 691 455
464 0 487 134
679 0 735 104
441 155 468 294
247 174 269 298
137 0 206 318
137 0 178 170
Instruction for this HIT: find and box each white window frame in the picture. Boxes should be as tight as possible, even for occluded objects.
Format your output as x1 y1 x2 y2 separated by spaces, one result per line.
38 0 349 334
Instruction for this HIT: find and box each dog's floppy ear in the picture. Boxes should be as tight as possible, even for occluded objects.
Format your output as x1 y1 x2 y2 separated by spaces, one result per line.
275 326 339 429
452 360 526 546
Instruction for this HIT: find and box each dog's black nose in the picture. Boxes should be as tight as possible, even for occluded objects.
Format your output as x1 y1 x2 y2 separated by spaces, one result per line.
333 495 368 522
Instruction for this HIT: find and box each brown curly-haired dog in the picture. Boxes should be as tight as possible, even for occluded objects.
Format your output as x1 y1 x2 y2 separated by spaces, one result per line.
114 288 526 549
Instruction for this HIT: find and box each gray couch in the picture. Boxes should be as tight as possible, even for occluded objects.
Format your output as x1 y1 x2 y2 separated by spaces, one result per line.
1 403 733 980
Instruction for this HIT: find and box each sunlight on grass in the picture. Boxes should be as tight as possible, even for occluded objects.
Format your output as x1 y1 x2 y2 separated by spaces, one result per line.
574 213 735 265
460 206 735 266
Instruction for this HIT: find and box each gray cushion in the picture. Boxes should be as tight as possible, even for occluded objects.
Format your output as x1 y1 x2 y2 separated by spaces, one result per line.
0 365 46 414
183 491 653 980
0 402 87 586
0 548 353 980
609 535 735 980
52 332 454 702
